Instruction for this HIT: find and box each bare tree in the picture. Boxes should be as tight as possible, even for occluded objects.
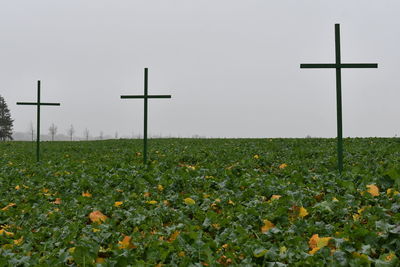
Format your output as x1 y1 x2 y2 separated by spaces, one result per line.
49 123 58 141
84 128 90 141
29 122 35 141
99 131 103 140
67 124 75 141
115 131 118 139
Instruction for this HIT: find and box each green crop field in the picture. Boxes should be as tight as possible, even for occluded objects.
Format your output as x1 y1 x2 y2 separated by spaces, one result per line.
0 138 399 266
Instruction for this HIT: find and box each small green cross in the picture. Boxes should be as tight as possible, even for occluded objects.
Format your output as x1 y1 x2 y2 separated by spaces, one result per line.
17 80 61 162
121 68 172 164
301 24 378 173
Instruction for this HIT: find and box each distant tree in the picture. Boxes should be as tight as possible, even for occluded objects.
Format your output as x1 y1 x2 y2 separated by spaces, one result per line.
0 95 14 141
67 124 75 141
115 131 118 139
29 122 35 141
49 123 58 141
99 131 103 140
84 128 90 141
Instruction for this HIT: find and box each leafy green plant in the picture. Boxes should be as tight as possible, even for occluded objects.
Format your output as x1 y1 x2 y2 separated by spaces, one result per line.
0 138 399 265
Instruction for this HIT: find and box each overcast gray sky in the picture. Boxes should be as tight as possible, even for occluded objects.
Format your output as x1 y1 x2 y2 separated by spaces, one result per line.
1 0 399 138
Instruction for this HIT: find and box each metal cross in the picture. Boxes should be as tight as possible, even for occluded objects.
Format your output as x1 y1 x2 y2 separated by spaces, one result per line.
301 24 378 173
17 80 61 162
121 68 172 164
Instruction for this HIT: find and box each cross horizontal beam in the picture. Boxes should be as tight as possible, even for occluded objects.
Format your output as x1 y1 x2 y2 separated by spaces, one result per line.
300 63 378 69
121 95 171 99
17 102 61 106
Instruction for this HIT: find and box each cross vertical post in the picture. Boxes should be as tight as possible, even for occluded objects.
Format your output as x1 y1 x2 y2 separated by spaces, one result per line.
335 24 343 173
144 68 148 164
121 68 172 164
37 80 41 162
300 24 378 173
17 80 61 162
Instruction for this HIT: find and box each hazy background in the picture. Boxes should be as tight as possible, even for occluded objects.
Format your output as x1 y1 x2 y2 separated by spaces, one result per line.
1 0 399 139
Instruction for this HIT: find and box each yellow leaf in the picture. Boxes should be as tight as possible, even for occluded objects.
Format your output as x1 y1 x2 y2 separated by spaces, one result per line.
270 195 282 201
212 223 220 229
186 165 196 170
309 247 320 255
0 229 14 237
1 203 16 211
13 237 23 246
228 200 235 205
366 184 379 197
309 234 319 249
114 201 123 207
53 198 62 205
146 200 158 205
157 185 164 191
308 234 332 255
89 210 108 224
385 252 396 262
82 191 92 197
15 185 20 190
387 188 400 196
279 163 288 169
299 206 309 218
261 219 275 233
184 198 196 205
118 235 136 249
253 155 260 159
167 231 180 243
178 251 186 257
316 237 331 248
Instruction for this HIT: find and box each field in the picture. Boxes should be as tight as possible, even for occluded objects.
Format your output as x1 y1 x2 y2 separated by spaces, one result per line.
0 138 399 266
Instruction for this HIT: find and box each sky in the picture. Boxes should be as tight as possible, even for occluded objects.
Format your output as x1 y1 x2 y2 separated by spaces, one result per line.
1 0 399 138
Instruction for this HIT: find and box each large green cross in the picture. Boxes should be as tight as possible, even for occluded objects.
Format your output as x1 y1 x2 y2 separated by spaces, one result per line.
301 24 378 173
121 68 172 164
17 80 61 162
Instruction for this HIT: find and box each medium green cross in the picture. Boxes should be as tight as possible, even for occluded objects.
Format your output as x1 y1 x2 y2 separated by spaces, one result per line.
121 68 172 164
17 80 61 162
301 24 378 173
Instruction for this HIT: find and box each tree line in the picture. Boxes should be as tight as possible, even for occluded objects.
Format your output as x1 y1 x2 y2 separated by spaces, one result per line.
0 95 114 141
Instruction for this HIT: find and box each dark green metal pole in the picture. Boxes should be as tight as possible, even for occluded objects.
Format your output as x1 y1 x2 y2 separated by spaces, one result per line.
335 24 343 173
143 68 148 164
300 24 377 173
36 80 41 162
120 69 171 165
